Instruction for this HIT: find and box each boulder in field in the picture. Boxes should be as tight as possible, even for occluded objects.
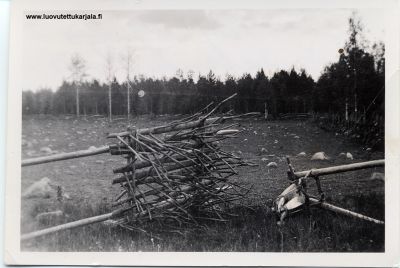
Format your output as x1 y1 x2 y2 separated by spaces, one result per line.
22 139 32 148
22 177 55 199
297 152 306 157
40 147 52 154
267 162 278 168
26 150 36 157
339 152 353 160
311 152 329 161
261 158 268 162
370 172 384 182
260 147 267 154
36 210 64 224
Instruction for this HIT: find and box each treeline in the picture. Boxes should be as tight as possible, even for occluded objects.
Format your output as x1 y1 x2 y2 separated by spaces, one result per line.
22 15 384 124
22 68 316 117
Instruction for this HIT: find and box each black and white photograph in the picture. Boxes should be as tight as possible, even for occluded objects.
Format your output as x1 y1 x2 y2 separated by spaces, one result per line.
4 0 400 266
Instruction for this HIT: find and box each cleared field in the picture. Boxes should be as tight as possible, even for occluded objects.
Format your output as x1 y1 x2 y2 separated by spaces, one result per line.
20 115 385 252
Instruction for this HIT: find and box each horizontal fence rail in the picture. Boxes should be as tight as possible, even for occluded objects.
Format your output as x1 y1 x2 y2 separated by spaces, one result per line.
292 159 384 179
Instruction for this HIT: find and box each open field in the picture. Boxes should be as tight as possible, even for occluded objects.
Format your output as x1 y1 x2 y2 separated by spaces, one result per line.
20 115 385 252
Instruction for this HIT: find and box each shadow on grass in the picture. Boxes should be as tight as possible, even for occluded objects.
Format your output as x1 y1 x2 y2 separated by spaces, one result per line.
21 193 384 252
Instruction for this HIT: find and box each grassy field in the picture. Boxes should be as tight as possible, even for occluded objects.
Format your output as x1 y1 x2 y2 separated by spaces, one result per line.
20 115 385 252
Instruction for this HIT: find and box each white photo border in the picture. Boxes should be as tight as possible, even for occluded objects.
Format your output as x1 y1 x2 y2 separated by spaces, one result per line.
5 0 400 266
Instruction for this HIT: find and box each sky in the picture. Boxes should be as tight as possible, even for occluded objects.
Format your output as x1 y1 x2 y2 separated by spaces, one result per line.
22 9 385 91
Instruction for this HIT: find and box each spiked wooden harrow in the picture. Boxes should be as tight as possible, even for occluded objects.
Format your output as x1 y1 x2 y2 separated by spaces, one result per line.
21 94 260 241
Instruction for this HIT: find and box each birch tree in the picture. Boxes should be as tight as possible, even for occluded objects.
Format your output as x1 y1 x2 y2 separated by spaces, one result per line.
69 54 86 117
123 50 134 120
105 54 114 122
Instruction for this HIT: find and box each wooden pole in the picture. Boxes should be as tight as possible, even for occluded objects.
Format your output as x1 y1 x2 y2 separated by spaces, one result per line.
21 212 113 241
309 198 384 225
21 146 110 167
293 159 384 179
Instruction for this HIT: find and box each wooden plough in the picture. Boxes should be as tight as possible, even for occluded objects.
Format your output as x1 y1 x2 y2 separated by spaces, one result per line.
272 157 385 225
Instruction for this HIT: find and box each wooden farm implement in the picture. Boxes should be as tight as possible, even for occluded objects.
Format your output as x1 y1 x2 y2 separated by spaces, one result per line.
21 94 259 241
272 158 385 225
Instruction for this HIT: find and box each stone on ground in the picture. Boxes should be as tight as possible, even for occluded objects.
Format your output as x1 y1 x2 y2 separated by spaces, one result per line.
22 177 55 199
346 152 353 160
40 147 52 154
297 152 306 157
370 172 384 182
311 152 329 160
267 161 278 168
36 210 64 223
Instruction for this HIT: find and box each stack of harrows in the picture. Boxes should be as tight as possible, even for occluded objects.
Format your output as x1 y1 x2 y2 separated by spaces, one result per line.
106 94 257 230
21 94 259 241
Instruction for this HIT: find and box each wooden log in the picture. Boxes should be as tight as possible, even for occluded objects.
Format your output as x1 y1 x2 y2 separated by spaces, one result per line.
21 212 113 241
21 146 110 167
112 159 198 184
309 198 384 225
292 159 384 179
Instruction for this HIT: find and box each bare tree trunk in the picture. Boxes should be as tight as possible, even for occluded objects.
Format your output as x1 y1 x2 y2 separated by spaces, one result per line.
354 93 358 113
108 82 112 122
125 50 133 120
76 84 80 117
127 80 130 120
264 102 268 120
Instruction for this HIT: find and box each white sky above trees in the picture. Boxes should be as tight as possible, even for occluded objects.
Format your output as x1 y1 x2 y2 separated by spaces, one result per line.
22 9 385 91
